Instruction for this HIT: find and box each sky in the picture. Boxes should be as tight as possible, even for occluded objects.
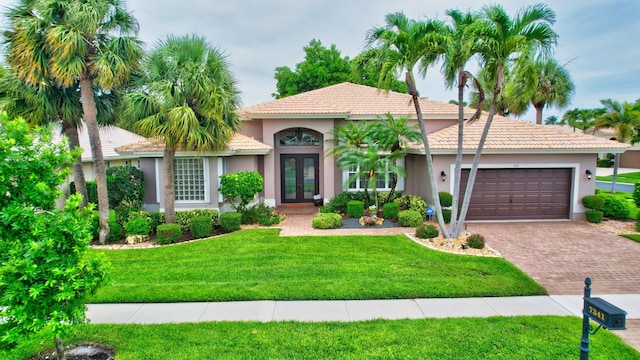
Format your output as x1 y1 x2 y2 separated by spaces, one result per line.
1 0 639 122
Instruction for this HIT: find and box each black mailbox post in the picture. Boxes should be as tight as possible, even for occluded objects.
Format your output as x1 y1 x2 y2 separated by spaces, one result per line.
580 278 627 360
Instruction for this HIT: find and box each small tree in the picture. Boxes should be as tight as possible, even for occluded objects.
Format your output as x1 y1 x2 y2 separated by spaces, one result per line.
219 171 264 212
0 116 108 359
106 165 145 208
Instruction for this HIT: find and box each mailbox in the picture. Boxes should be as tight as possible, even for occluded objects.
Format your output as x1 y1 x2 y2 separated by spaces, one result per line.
584 297 627 330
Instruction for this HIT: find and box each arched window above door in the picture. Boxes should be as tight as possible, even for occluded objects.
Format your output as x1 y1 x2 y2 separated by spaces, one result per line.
276 128 320 146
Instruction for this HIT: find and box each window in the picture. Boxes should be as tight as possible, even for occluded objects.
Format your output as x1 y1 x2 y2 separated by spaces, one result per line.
278 128 320 146
173 158 208 202
344 158 404 191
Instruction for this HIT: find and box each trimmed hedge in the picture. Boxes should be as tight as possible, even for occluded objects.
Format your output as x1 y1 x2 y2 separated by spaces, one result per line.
175 209 220 232
467 233 485 249
347 200 364 218
125 217 150 236
582 195 605 211
634 183 640 207
220 212 242 233
585 210 604 223
312 213 343 229
382 202 399 219
598 194 632 219
108 220 123 243
416 223 439 239
597 158 612 168
398 210 423 227
439 192 453 207
191 216 213 239
441 209 452 223
394 194 428 219
157 224 182 245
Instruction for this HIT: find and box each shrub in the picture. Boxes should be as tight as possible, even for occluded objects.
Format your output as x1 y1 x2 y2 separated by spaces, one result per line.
220 212 242 233
347 200 364 218
191 216 213 239
634 183 640 207
312 213 342 229
219 171 263 212
70 180 98 205
175 209 220 232
378 191 401 205
441 209 452 223
597 158 612 168
382 203 399 219
598 194 632 219
108 220 123 243
637 215 640 232
106 165 144 208
242 203 276 225
124 217 150 236
319 205 333 214
128 210 151 224
585 210 604 223
582 195 605 211
398 210 423 227
394 194 428 219
257 211 281 226
149 212 164 233
439 192 453 208
416 224 439 239
467 233 485 249
115 204 139 227
157 224 182 245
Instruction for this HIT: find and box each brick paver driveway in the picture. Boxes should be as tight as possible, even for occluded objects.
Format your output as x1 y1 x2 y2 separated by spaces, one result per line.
468 221 640 295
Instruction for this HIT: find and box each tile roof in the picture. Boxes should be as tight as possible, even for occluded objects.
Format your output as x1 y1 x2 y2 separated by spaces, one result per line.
239 82 475 119
115 133 272 155
410 114 630 153
52 125 145 161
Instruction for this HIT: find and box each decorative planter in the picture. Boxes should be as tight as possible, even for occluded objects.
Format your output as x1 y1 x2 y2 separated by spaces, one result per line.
313 198 323 206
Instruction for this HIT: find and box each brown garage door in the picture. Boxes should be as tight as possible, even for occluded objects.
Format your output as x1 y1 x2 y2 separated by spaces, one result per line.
459 168 571 220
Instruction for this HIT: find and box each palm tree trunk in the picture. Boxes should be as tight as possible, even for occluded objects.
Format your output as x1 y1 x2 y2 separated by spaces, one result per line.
63 120 88 208
55 337 66 360
80 71 110 244
164 148 176 224
405 70 448 236
535 104 543 125
449 69 466 237
612 153 619 193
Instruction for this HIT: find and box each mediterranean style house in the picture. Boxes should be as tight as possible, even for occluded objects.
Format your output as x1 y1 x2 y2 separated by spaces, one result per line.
116 82 629 221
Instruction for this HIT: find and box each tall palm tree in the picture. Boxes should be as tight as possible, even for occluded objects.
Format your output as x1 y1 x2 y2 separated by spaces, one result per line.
505 56 574 124
366 12 450 232
544 115 559 125
594 99 640 192
4 0 143 244
455 4 558 233
124 34 241 224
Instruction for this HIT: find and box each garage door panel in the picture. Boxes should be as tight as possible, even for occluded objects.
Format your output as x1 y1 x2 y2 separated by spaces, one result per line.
460 168 571 220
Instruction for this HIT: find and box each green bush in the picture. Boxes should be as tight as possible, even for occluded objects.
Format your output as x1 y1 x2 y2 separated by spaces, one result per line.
106 165 144 208
257 211 281 226
439 192 453 207
398 210 423 227
220 212 242 233
598 194 632 219
637 215 640 232
242 203 278 225
582 195 605 211
70 180 98 205
124 217 150 236
633 183 640 207
394 194 428 219
597 158 612 167
378 191 401 205
441 209 452 223
149 212 164 233
416 223 439 239
347 200 364 218
219 171 263 212
585 210 604 223
467 233 485 249
157 223 182 245
108 220 123 243
319 205 333 214
115 204 140 227
382 203 399 219
127 210 151 224
175 209 220 232
190 216 213 239
312 213 343 229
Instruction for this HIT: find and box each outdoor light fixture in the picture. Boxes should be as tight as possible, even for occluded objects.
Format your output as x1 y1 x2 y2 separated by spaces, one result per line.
440 170 447 182
586 169 593 180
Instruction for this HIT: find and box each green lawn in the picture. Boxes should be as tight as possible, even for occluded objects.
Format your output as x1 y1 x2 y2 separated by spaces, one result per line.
622 234 640 243
4 317 638 360
597 171 640 184
89 229 545 303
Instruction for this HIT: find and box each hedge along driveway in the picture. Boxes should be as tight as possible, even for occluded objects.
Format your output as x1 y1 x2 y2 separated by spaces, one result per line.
89 229 545 303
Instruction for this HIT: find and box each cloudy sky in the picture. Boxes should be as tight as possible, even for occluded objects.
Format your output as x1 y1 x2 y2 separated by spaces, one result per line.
1 0 639 122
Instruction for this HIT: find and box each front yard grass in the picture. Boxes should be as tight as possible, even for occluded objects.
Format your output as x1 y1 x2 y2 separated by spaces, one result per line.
622 234 640 243
89 229 545 303
597 171 640 184
5 317 638 359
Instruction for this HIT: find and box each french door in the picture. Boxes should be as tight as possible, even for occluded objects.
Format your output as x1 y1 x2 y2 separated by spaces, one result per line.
280 154 319 203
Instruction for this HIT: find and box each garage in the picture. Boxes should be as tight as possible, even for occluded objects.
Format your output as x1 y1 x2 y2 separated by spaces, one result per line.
459 168 572 220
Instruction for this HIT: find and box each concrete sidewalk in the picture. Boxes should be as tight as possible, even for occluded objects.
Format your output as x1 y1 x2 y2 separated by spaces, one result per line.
87 294 640 325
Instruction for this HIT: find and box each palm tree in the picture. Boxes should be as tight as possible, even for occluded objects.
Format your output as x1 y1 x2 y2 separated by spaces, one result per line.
4 0 143 244
365 12 451 232
594 99 640 192
124 34 241 224
455 4 558 234
544 115 559 125
505 56 574 124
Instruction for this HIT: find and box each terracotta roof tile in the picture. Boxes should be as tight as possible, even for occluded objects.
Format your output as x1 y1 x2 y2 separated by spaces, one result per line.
116 133 271 154
239 82 475 119
408 114 630 153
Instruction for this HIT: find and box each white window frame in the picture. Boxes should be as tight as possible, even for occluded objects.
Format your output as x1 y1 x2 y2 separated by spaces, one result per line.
173 157 210 204
342 157 404 192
